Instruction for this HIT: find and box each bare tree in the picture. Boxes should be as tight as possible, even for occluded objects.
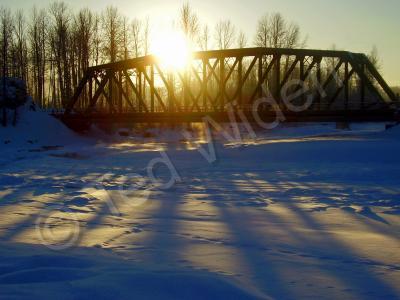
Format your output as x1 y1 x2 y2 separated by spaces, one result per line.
75 8 93 76
143 16 150 55
0 7 14 125
368 46 380 70
120 15 131 110
254 13 305 49
13 10 28 82
0 7 13 78
214 20 236 50
254 12 306 92
365 46 381 89
121 16 130 60
131 18 142 58
49 1 72 106
269 13 286 48
67 8 94 110
28 7 47 107
237 31 247 48
179 3 199 44
101 6 122 63
91 13 101 65
198 25 210 50
254 14 269 48
284 22 304 48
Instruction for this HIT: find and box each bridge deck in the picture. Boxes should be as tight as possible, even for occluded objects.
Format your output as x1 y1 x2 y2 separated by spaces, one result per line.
55 110 399 132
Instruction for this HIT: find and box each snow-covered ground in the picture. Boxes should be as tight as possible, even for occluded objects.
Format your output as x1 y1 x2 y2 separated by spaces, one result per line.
0 106 399 299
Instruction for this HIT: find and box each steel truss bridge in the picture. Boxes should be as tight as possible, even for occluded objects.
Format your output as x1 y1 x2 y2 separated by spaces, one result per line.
58 47 399 129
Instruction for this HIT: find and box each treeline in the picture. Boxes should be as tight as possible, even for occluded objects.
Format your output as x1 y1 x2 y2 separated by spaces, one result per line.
1 2 381 110
1 3 151 108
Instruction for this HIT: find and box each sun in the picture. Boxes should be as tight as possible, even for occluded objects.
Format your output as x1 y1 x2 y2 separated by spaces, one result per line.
151 29 192 71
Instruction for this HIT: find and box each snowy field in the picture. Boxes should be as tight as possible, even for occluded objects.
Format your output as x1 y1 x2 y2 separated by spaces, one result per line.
0 107 399 299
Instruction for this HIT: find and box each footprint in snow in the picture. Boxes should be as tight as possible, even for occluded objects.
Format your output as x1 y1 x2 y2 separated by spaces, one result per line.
66 196 93 207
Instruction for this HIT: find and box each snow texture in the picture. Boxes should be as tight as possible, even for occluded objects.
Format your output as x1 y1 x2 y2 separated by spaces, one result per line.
0 110 400 299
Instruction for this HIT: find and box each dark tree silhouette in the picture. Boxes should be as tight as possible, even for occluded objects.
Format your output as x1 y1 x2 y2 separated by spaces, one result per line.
215 20 236 50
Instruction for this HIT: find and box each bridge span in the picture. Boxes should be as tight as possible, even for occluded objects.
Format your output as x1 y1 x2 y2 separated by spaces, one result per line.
56 47 399 130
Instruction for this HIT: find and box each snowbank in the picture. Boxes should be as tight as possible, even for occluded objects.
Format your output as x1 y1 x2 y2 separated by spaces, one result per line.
0 99 92 167
0 100 87 149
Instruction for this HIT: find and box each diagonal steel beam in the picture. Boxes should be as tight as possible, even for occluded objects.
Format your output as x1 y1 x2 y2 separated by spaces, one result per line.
111 73 137 112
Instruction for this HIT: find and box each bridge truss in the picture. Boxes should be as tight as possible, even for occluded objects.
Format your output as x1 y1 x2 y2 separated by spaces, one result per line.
63 47 398 124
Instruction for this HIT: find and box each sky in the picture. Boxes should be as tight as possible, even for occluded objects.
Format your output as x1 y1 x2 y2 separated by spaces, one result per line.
2 0 400 86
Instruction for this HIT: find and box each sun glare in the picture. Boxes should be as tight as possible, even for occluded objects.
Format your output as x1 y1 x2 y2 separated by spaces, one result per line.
151 30 192 71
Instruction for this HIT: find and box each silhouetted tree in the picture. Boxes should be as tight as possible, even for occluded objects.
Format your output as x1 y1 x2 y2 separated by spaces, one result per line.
102 6 122 63
0 7 14 125
254 13 306 97
74 8 93 78
131 18 142 58
179 3 199 45
198 25 210 50
237 31 247 48
92 13 101 66
0 7 13 78
143 17 150 55
255 13 305 49
121 16 130 60
255 14 269 48
368 46 380 70
28 7 47 107
49 1 72 106
215 20 235 50
13 10 28 82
